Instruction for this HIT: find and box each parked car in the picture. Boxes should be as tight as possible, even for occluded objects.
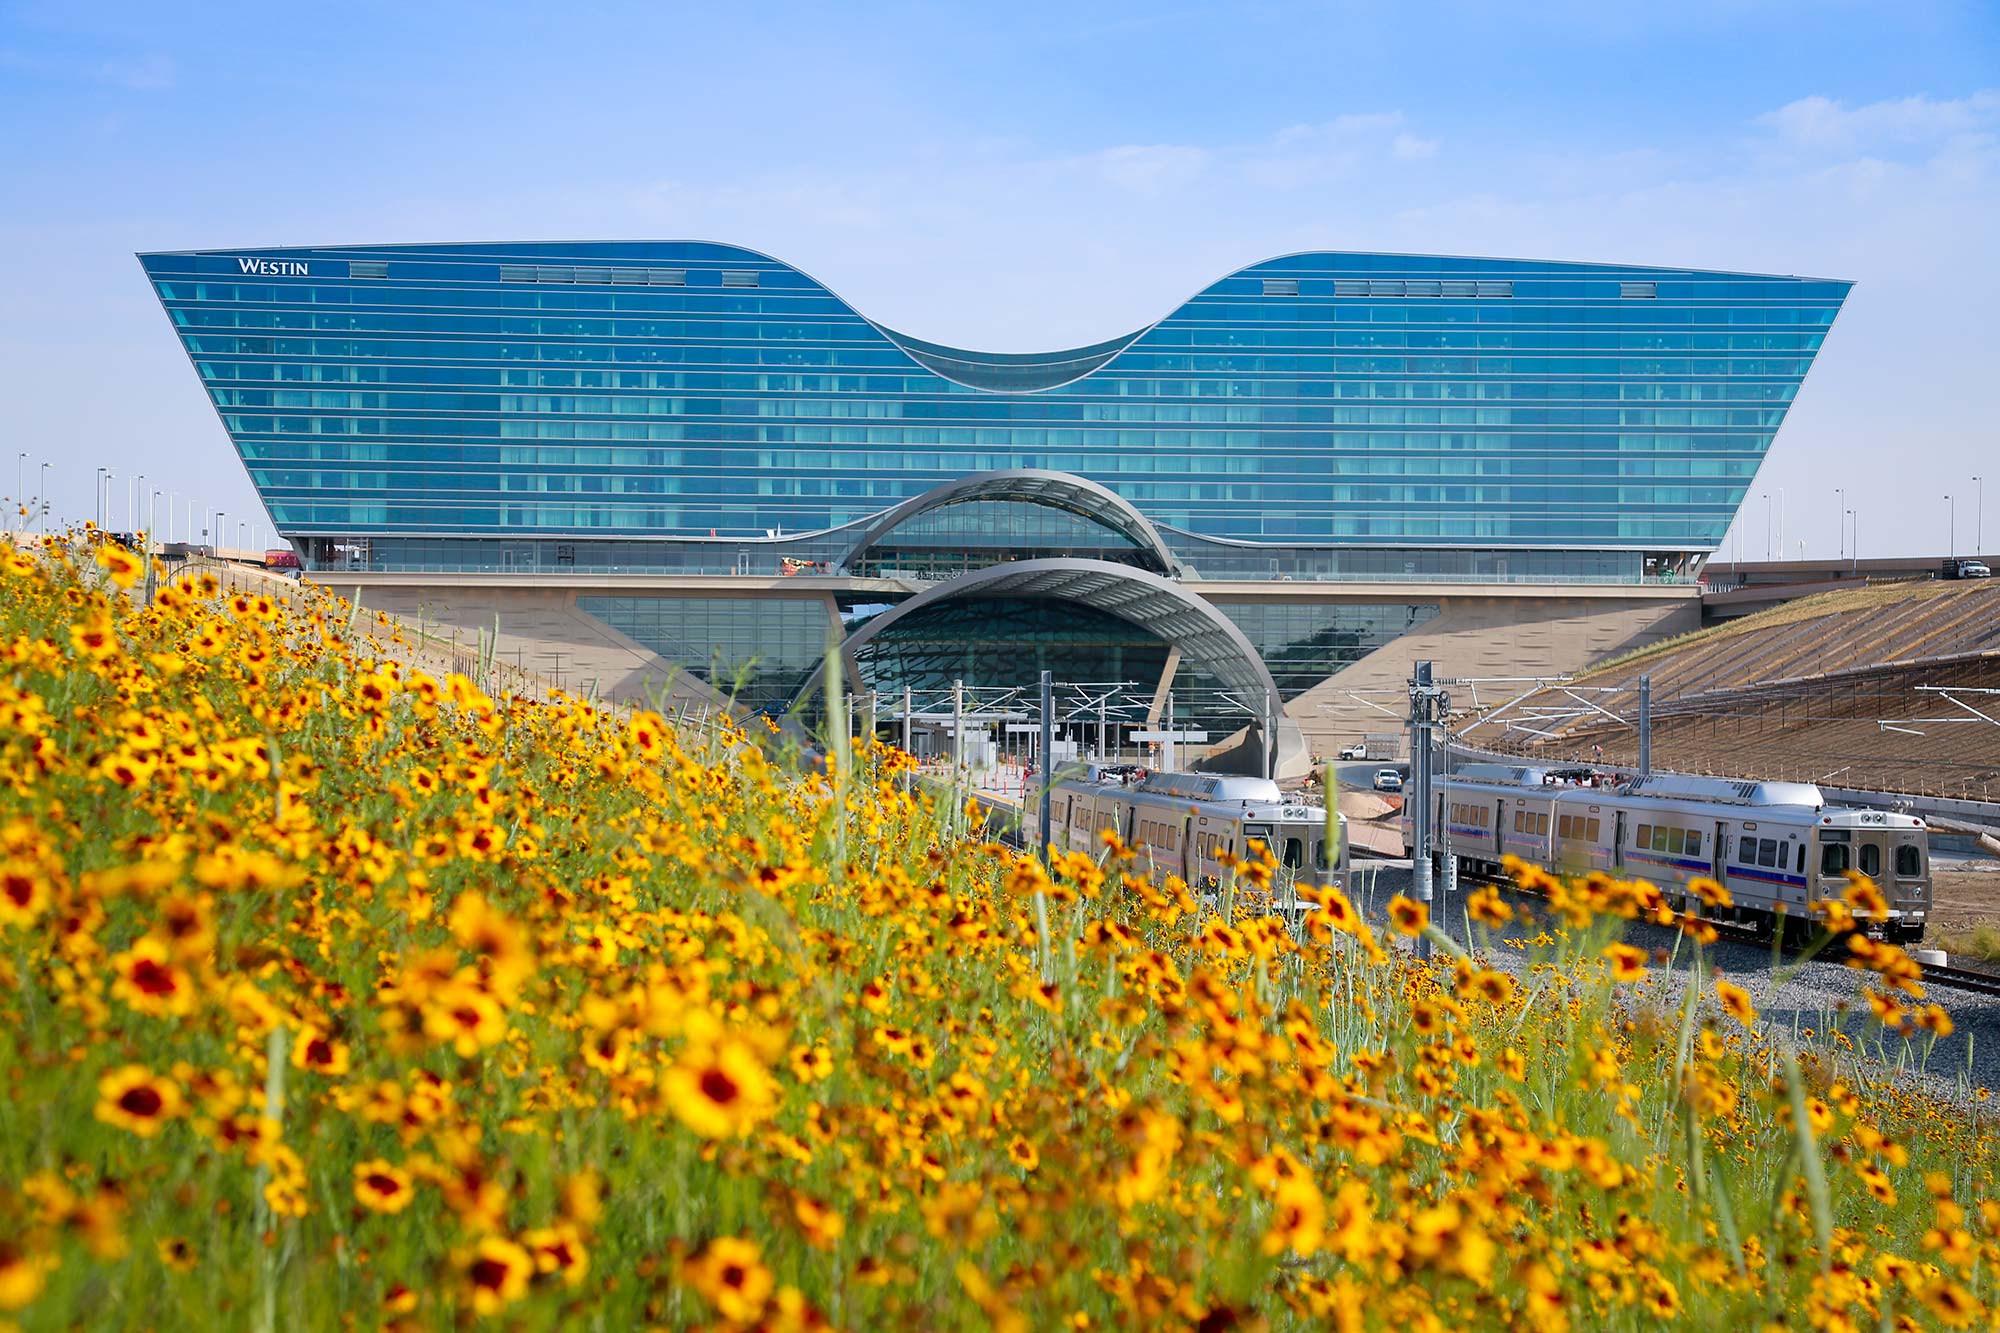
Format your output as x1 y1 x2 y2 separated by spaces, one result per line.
1338 742 1367 761
1372 768 1404 793
1940 558 1991 580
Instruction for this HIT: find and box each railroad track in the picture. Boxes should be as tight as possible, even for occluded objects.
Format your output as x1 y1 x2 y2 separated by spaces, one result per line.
1925 964 2000 999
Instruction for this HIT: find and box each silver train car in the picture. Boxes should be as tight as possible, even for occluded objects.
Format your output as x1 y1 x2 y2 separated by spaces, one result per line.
1402 764 1930 943
1051 769 1350 903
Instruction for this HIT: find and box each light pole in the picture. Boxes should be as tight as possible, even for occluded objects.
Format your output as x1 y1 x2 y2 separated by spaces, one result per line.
1847 508 1857 574
13 452 24 515
216 511 227 551
151 490 160 551
1976 475 1985 555
94 467 108 528
1762 492 1772 561
168 491 178 543
37 463 50 531
1833 486 1844 560
1946 494 1955 558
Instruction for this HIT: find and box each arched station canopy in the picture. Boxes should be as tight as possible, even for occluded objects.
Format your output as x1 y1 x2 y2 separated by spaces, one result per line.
790 558 1281 773
836 470 1183 577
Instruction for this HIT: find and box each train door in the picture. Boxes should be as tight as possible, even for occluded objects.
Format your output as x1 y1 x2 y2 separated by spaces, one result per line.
1495 800 1507 862
1178 813 1195 882
1613 812 1626 868
1711 820 1729 881
1855 830 1890 888
1892 829 1929 918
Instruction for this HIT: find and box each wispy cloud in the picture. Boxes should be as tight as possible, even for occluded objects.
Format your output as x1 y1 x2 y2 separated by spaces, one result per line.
1091 144 1210 194
1757 90 1999 156
1244 113 1436 187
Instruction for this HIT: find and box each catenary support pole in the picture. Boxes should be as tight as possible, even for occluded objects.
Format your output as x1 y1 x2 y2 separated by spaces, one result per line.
1638 675 1653 778
951 679 964 831
1039 670 1054 863
1409 661 1435 960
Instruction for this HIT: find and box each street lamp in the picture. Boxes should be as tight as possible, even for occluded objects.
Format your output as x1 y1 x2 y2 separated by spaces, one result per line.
1946 494 1956 559
1762 492 1772 561
215 511 226 551
1976 475 1986 555
151 490 161 551
94 467 108 528
1833 486 1844 560
13 452 24 515
1847 508 1857 574
37 463 50 531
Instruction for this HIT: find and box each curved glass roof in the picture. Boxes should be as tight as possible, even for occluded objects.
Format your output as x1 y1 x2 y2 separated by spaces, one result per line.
839 469 1181 575
872 327 1146 392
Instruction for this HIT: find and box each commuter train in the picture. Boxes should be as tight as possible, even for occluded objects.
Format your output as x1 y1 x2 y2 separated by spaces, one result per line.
1401 764 1930 943
1049 769 1349 905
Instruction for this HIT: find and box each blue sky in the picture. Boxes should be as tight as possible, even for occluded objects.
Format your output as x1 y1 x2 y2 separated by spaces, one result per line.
2 0 1996 556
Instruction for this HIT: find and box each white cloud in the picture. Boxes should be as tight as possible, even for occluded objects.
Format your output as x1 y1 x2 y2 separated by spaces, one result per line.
1244 112 1439 186
1758 90 1999 155
1091 144 1210 193
1392 133 1440 160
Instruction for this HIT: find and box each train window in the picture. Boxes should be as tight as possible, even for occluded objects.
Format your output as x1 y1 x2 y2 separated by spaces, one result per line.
1666 828 1684 855
1513 811 1524 833
1588 818 1601 841
1821 843 1849 875
1686 831 1702 857
1859 844 1880 878
1757 839 1778 868
1636 823 1651 848
1282 838 1304 869
1797 843 1806 875
1896 845 1922 878
1316 839 1336 870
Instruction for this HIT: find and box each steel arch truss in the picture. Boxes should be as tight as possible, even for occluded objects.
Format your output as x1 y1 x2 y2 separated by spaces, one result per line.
835 469 1182 577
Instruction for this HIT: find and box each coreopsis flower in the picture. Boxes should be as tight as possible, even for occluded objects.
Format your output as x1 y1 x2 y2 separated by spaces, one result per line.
1715 980 1757 1025
521 1225 589 1287
682 1236 773 1324
68 617 120 660
662 1033 778 1139
353 1160 415 1214
422 981 508 1057
109 937 198 1017
1261 1176 1326 1256
96 543 144 589
460 1237 534 1315
1844 875 1890 918
94 1065 183 1137
291 1024 351 1077
789 1043 832 1083
1601 943 1647 983
0 1241 56 1312
1466 885 1512 927
1386 894 1428 936
0 859 51 927
1687 876 1732 909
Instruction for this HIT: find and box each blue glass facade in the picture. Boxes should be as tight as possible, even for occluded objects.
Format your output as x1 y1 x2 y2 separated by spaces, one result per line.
138 242 1849 575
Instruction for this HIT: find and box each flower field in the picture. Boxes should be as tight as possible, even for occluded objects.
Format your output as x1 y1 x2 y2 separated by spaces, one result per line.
1 538 1998 1331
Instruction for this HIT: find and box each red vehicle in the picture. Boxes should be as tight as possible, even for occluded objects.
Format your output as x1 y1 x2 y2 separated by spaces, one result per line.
264 548 303 574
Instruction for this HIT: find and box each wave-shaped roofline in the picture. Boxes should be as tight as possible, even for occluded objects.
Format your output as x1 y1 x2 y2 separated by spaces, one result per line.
136 239 1853 394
